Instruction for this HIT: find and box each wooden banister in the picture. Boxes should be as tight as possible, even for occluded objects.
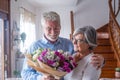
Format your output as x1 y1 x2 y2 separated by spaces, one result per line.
108 0 120 66
70 11 74 40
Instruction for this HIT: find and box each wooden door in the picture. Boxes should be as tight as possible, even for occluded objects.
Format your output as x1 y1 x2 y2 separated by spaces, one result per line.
0 10 11 79
0 18 5 80
0 0 11 77
0 0 9 13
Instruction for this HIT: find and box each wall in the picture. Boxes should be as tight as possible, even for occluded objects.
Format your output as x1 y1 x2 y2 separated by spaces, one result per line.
10 0 36 77
116 0 120 24
74 0 109 29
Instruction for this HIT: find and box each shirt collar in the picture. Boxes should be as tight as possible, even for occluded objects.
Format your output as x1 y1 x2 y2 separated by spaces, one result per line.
41 35 61 44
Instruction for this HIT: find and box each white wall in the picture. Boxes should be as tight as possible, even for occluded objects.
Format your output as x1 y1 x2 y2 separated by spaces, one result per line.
74 0 109 29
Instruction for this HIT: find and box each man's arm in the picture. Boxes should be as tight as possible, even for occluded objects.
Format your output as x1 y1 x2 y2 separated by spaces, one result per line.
21 58 43 80
21 42 43 80
90 54 105 69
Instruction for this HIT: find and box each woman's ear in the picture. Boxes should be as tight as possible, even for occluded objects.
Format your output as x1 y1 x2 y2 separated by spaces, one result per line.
88 46 93 50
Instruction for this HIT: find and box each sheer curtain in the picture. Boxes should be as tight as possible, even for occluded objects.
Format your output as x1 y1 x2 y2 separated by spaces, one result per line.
20 8 36 53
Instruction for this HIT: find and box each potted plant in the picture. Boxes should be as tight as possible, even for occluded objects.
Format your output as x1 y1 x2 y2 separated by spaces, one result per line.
115 67 120 78
13 70 21 78
20 32 26 46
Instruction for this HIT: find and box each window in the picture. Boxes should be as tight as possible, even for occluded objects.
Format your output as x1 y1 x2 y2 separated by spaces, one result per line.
20 8 36 53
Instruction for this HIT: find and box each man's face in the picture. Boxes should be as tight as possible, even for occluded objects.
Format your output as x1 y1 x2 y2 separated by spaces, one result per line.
43 20 61 42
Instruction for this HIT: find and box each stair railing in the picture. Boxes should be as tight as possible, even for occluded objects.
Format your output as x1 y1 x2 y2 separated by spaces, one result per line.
108 0 120 65
70 11 74 40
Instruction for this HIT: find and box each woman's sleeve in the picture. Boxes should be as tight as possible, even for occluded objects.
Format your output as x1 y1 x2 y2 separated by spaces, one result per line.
82 63 101 80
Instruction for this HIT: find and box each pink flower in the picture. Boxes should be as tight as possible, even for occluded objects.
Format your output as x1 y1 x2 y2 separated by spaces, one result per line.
32 48 77 73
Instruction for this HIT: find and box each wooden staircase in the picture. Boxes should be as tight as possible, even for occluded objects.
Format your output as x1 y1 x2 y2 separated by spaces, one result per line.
94 24 117 78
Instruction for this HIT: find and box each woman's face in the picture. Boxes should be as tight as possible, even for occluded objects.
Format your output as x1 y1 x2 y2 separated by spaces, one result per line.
43 20 61 41
72 33 89 54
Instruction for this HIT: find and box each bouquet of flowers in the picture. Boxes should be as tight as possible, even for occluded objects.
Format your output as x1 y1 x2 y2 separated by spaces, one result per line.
25 48 77 79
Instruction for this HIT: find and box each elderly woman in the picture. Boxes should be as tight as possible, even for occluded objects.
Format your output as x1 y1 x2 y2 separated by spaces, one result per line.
63 26 101 80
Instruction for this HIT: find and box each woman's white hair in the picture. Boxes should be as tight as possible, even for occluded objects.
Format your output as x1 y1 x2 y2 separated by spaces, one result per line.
73 26 97 50
41 11 61 27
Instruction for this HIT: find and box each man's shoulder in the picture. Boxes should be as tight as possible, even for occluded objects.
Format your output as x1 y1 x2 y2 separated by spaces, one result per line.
59 37 72 44
59 37 71 41
27 39 43 53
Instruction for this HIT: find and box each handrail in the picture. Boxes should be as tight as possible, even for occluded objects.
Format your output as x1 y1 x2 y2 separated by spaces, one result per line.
70 11 74 40
109 0 120 30
108 0 120 65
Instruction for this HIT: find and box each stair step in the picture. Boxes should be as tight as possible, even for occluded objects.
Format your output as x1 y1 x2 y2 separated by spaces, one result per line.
98 39 111 46
94 52 115 60
102 67 116 71
101 53 115 59
94 52 114 54
94 46 113 52
97 32 109 39
96 25 117 78
97 24 108 32
103 60 117 68
100 70 115 78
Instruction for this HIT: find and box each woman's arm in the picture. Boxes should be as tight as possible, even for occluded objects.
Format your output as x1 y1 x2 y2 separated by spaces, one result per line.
82 62 101 80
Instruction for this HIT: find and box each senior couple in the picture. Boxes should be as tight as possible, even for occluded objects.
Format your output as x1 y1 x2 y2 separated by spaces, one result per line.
21 11 104 80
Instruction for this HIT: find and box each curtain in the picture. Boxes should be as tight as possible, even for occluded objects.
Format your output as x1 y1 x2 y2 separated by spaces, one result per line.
20 8 36 52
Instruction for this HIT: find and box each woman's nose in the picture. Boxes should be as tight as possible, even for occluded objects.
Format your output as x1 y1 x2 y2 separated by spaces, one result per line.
50 29 56 34
73 40 77 45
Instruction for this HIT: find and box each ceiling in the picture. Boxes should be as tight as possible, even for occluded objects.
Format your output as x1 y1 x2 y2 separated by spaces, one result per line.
27 0 78 8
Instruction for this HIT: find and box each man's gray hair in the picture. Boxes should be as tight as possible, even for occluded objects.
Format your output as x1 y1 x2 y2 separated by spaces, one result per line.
73 26 97 50
41 11 61 26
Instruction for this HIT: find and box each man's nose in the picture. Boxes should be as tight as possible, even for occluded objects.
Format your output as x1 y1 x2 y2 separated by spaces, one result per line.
51 29 56 34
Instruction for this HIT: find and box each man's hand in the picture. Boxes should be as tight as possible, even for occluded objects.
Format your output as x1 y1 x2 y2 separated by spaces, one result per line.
90 54 105 69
